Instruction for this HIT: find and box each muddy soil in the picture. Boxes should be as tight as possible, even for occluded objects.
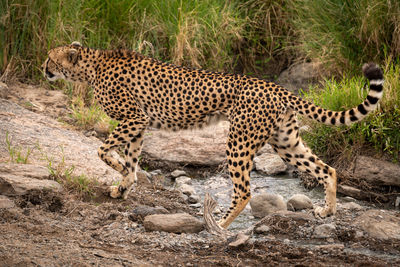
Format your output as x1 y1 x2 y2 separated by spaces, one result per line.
1 83 399 266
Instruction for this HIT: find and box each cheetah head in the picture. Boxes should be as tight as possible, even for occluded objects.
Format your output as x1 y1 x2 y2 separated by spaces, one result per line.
42 41 86 82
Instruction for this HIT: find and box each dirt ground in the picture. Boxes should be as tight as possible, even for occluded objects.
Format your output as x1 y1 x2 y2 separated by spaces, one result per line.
1 184 399 266
1 82 399 266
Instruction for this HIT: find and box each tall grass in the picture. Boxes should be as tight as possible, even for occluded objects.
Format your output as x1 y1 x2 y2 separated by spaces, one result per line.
1 1 400 159
238 0 295 77
0 0 248 81
289 0 400 74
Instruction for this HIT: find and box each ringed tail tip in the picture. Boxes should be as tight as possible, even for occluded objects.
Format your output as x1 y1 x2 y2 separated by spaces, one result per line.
362 62 383 81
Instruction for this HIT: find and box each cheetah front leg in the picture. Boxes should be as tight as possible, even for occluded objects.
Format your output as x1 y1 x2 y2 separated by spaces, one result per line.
216 121 260 229
98 116 149 199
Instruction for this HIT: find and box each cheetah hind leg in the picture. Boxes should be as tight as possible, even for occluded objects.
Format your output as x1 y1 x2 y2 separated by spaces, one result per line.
269 110 337 218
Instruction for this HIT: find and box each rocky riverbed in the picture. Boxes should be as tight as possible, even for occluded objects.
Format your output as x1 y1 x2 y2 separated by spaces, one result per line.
0 82 399 266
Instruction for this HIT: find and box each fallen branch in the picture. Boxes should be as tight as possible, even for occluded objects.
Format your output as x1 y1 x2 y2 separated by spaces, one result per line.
338 184 388 202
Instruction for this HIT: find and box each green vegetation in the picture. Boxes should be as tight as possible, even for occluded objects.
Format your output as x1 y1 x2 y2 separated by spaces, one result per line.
301 60 400 161
5 132 34 164
4 132 98 197
39 145 98 197
69 96 118 132
1 1 399 160
289 0 400 74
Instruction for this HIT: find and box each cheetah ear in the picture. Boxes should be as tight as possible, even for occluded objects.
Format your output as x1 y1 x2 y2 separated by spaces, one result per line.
71 41 82 47
67 48 79 64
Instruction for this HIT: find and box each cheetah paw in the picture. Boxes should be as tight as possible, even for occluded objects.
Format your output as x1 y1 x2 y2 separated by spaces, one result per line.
108 185 122 198
313 206 335 218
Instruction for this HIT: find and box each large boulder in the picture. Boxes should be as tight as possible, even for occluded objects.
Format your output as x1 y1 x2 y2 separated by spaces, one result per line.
355 210 400 240
143 213 204 233
352 156 400 187
0 164 63 196
276 62 321 95
142 121 229 167
0 99 120 185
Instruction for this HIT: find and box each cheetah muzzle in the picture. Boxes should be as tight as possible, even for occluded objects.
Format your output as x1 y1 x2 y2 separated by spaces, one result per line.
43 41 384 230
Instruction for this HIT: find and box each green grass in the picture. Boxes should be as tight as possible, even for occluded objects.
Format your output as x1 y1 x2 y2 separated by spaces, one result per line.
288 0 400 74
5 132 34 164
1 1 400 162
39 145 98 197
2 0 400 80
0 0 248 81
69 96 118 132
301 60 400 162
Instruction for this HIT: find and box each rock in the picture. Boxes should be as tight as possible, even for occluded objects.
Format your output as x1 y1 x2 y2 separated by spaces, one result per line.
143 213 204 233
187 194 200 204
0 82 8 99
129 205 169 221
149 169 162 176
253 153 287 176
355 210 400 240
287 194 313 211
277 62 321 95
142 121 229 167
254 225 270 234
0 164 63 196
171 170 187 178
228 233 250 247
189 203 201 208
255 211 315 234
314 223 336 238
179 192 188 202
136 170 152 186
338 202 363 211
353 156 400 187
250 193 287 218
0 99 120 185
259 210 316 223
177 184 195 196
0 195 15 209
256 144 274 156
0 163 50 180
175 176 192 186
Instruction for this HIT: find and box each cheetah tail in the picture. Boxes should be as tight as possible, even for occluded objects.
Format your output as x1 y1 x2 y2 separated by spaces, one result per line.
288 62 384 126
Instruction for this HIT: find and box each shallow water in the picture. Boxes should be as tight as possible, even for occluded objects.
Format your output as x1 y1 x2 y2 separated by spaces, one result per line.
190 171 325 230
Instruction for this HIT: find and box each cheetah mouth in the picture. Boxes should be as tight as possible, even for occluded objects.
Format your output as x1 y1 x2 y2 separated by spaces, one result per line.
45 70 55 79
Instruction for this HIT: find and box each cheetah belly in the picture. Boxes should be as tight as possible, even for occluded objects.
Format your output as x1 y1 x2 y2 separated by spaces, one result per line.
147 110 229 130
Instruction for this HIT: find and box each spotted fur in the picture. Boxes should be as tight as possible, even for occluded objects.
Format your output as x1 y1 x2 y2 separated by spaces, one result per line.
43 42 384 229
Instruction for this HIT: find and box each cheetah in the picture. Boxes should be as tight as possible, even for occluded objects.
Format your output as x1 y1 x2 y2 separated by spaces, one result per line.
43 41 384 229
